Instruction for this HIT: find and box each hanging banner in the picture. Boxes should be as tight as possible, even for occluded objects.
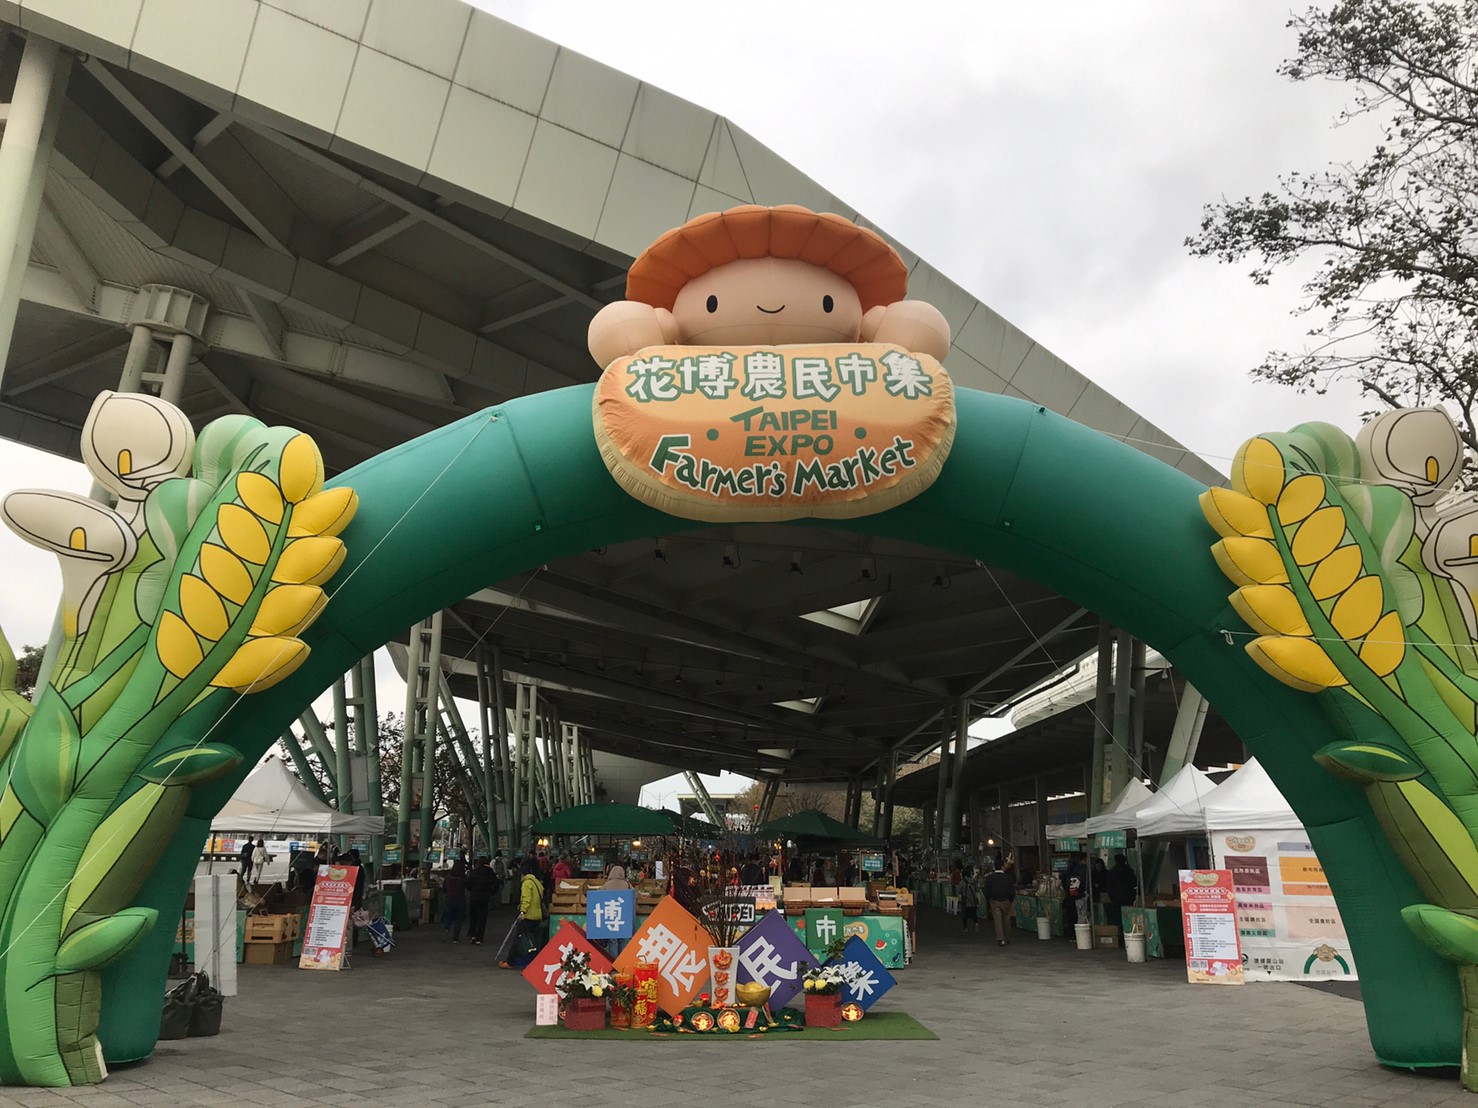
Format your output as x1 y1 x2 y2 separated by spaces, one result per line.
299 864 358 970
1179 869 1244 985
1215 831 1357 981
594 342 955 523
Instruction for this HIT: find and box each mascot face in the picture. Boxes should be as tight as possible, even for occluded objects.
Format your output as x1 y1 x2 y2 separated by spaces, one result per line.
670 258 864 347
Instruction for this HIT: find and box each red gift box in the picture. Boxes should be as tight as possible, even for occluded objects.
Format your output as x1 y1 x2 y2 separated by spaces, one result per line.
805 993 842 1028
563 997 607 1031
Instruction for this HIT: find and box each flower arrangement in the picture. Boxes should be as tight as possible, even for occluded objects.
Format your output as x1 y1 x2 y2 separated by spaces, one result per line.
800 964 846 996
557 948 613 1000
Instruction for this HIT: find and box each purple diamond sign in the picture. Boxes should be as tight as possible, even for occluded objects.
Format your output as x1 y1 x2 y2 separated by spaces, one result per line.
737 908 812 1008
831 934 896 1011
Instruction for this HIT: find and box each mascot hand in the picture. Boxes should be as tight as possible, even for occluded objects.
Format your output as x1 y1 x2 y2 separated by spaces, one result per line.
861 300 951 361
588 301 678 369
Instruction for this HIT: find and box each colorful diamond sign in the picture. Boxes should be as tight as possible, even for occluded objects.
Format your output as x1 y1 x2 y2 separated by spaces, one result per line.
522 920 612 996
613 895 714 1015
831 934 896 1011
737 905 812 1008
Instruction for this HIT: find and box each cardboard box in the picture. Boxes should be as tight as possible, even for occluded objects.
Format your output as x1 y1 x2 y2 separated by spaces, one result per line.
243 939 293 965
245 914 298 943
1093 925 1120 949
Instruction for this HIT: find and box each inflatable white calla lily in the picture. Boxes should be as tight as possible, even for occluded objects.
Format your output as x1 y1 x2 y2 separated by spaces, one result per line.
80 391 194 528
0 490 136 635
1356 406 1463 512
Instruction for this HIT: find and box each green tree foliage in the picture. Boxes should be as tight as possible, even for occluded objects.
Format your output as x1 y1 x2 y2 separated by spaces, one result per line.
1187 0 1478 453
14 645 42 699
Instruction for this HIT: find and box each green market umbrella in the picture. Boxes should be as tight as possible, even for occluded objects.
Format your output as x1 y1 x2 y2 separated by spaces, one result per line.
757 809 880 845
531 803 680 836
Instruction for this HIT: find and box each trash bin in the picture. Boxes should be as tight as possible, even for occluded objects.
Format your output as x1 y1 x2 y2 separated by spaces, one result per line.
1075 923 1093 950
1036 917 1051 940
1125 931 1147 963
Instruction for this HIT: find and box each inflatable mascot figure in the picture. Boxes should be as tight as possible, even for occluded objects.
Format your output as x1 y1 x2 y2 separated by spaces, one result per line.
588 204 956 522
1209 409 1478 1090
0 392 354 1085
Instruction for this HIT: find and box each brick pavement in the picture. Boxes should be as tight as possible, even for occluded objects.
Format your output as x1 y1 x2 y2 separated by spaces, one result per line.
1 903 1470 1107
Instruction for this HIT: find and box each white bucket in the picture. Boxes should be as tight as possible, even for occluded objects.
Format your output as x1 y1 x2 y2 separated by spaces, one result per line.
1125 932 1147 963
1036 917 1051 940
1075 922 1093 950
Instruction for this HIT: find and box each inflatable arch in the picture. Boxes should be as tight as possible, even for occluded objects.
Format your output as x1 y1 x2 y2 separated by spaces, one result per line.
79 383 1456 1077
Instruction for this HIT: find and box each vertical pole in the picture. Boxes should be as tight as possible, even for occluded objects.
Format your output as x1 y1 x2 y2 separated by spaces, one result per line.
280 729 327 802
476 646 499 853
353 654 383 872
1130 638 1148 771
492 649 511 848
968 789 983 862
1034 774 1050 884
114 324 158 395
932 715 950 853
332 674 351 820
158 332 193 406
882 748 897 840
1109 628 1133 803
946 697 970 852
0 36 70 391
1090 619 1113 815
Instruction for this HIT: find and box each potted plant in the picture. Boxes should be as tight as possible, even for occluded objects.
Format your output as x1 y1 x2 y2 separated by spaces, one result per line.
800 962 847 1028
557 949 611 1031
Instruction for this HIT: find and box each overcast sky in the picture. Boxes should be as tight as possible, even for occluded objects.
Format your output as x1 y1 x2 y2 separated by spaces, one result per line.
0 4 1383 786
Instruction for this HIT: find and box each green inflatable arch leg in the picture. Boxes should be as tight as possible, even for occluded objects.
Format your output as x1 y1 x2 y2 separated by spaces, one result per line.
95 386 1458 1071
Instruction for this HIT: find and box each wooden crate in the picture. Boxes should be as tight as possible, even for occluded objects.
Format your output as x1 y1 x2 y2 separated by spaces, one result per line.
245 914 298 943
243 939 293 965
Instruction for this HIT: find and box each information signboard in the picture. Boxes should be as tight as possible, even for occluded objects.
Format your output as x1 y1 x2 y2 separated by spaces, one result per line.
299 864 358 971
1179 869 1244 985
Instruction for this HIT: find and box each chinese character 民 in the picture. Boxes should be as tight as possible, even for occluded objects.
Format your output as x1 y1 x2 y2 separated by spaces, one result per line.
881 350 932 398
740 936 797 982
742 352 787 400
793 356 838 402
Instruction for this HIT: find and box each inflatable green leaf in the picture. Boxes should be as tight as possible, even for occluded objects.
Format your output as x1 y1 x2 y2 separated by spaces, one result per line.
55 910 157 974
1315 741 1424 782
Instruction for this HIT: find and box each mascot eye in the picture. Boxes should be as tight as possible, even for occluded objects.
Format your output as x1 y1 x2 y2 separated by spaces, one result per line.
706 295 719 313
822 295 834 313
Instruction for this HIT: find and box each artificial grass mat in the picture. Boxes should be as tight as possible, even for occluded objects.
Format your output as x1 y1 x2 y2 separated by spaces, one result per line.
525 1011 936 1041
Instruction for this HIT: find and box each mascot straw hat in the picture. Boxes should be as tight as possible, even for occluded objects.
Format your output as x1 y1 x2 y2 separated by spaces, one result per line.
626 204 908 312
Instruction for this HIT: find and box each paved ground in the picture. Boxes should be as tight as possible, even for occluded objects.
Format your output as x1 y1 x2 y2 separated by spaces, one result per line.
3 904 1471 1107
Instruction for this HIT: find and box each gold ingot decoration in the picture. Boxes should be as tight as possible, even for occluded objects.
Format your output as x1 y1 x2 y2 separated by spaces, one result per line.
199 543 253 606
216 504 270 565
178 574 228 641
1276 474 1327 526
1289 506 1347 566
1308 544 1364 601
1232 437 1286 506
1199 487 1271 539
155 611 203 679
288 487 358 538
250 585 327 638
271 537 345 586
278 434 324 504
1213 537 1289 586
1231 585 1311 637
210 636 309 692
235 472 285 524
1246 635 1349 693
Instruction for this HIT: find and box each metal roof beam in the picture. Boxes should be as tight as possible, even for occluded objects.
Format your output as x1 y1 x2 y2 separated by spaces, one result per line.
326 203 419 266
478 281 571 334
83 60 293 254
157 112 231 178
32 197 98 310
4 326 129 397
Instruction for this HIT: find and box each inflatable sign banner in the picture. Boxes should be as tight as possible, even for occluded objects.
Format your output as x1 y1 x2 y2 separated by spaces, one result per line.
593 342 955 522
300 865 358 970
1179 869 1245 985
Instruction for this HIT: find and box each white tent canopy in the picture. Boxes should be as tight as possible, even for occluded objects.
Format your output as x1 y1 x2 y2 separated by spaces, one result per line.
1139 759 1298 836
1103 764 1218 836
211 758 384 836
1046 779 1153 839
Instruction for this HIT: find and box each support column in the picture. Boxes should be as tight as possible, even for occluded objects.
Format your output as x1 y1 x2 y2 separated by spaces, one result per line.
298 712 336 787
475 646 499 852
0 36 70 390
1034 774 1050 878
684 770 723 827
280 728 327 802
397 613 443 864
1108 627 1133 801
1130 637 1148 772
1160 683 1209 783
158 331 193 406
1089 619 1113 815
332 673 352 816
940 697 970 854
882 748 897 840
351 654 384 871
932 715 950 852
968 789 983 861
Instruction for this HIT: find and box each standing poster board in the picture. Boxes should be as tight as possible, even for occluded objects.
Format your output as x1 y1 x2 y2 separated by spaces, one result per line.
299 864 358 970
1179 869 1244 985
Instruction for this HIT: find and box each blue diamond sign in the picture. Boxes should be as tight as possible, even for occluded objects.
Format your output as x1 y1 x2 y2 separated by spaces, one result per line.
831 934 896 1011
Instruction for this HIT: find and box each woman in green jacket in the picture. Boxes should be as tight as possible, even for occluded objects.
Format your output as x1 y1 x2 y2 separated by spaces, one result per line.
500 858 546 968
